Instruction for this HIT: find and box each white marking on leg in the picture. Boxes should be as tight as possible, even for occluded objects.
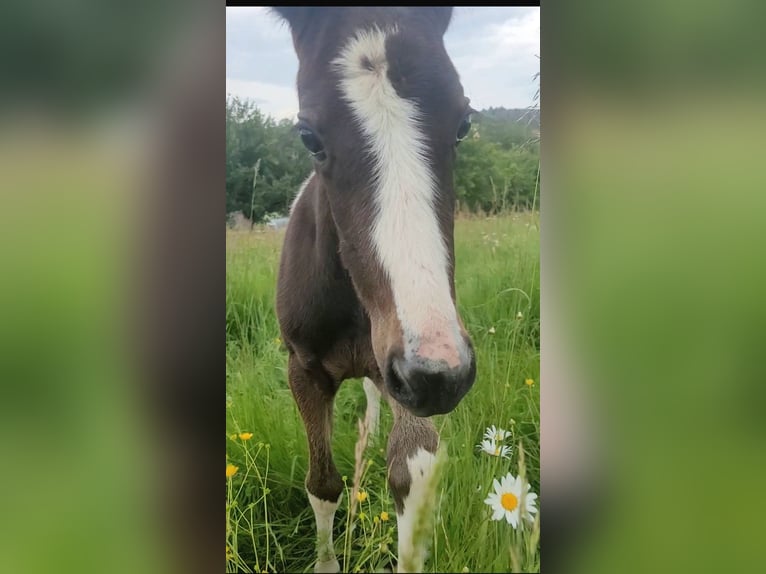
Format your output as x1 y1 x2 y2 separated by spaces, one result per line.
363 377 381 437
332 27 466 368
396 447 437 573
290 172 315 214
308 491 342 573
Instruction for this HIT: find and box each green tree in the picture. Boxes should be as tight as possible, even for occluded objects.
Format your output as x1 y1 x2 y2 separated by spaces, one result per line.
226 96 312 223
226 98 540 222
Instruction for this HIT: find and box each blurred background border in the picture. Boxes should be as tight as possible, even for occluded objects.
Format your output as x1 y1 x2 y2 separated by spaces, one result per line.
1 1 765 573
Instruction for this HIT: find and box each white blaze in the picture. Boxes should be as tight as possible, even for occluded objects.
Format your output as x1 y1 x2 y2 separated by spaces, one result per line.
333 26 463 365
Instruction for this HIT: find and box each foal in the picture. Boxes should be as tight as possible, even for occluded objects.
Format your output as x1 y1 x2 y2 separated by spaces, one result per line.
273 7 476 572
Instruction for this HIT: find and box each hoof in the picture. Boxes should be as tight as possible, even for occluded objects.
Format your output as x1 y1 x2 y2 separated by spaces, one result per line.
314 558 340 573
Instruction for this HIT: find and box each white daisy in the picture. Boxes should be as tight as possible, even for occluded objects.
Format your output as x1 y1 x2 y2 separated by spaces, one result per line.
477 438 511 459
484 425 510 442
484 473 538 528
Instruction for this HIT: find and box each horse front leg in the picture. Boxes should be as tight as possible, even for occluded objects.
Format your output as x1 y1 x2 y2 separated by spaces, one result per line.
386 401 440 573
288 353 343 573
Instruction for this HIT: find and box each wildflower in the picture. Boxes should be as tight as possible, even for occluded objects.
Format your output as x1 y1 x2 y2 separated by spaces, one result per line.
226 464 239 478
358 512 366 520
462 567 470 573
229 433 237 440
477 439 511 459
488 326 496 335
484 472 538 528
356 490 368 503
275 337 282 346
238 432 253 441
380 511 389 522
525 378 535 386
516 311 523 320
484 425 510 442
374 516 380 525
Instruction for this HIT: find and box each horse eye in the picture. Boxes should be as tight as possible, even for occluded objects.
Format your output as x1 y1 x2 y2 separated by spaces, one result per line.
299 128 325 160
456 115 472 144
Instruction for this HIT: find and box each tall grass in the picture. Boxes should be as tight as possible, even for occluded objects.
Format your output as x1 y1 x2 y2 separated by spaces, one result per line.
226 213 540 573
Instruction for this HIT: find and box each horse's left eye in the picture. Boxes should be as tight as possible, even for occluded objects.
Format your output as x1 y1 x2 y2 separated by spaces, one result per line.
298 127 326 161
456 114 472 144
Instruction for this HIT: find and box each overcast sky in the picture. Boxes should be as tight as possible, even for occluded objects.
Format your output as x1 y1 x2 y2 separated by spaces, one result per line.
226 7 539 121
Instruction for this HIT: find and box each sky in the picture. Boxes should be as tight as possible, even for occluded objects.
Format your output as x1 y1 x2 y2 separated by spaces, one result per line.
226 7 540 122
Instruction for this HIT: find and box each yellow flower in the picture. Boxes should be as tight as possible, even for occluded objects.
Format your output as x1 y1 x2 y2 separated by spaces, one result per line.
488 326 496 335
358 512 366 520
525 378 535 386
275 337 282 345
373 516 380 525
226 464 239 478
239 432 253 440
230 433 237 440
356 490 368 503
380 511 389 522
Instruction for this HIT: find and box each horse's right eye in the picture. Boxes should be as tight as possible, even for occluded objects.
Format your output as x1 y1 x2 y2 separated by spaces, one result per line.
299 128 326 160
456 114 472 144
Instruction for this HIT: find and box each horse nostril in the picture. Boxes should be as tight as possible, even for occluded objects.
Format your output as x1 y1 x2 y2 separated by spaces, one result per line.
385 352 476 417
387 356 409 397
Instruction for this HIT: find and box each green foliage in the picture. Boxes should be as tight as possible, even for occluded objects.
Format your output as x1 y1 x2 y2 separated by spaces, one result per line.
454 109 540 214
226 97 312 223
225 215 540 573
225 96 540 222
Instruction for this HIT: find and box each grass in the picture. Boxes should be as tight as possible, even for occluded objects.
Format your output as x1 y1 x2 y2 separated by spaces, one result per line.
226 213 540 573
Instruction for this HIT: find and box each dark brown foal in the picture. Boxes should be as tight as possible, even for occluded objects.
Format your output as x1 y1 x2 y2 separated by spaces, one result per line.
272 7 477 573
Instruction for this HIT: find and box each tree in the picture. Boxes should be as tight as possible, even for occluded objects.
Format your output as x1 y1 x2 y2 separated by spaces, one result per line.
226 97 540 221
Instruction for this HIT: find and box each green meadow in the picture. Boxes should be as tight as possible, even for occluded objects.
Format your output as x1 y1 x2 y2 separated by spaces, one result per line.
226 214 540 573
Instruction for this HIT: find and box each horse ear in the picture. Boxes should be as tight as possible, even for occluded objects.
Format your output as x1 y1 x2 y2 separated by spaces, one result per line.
423 7 453 36
270 7 317 43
